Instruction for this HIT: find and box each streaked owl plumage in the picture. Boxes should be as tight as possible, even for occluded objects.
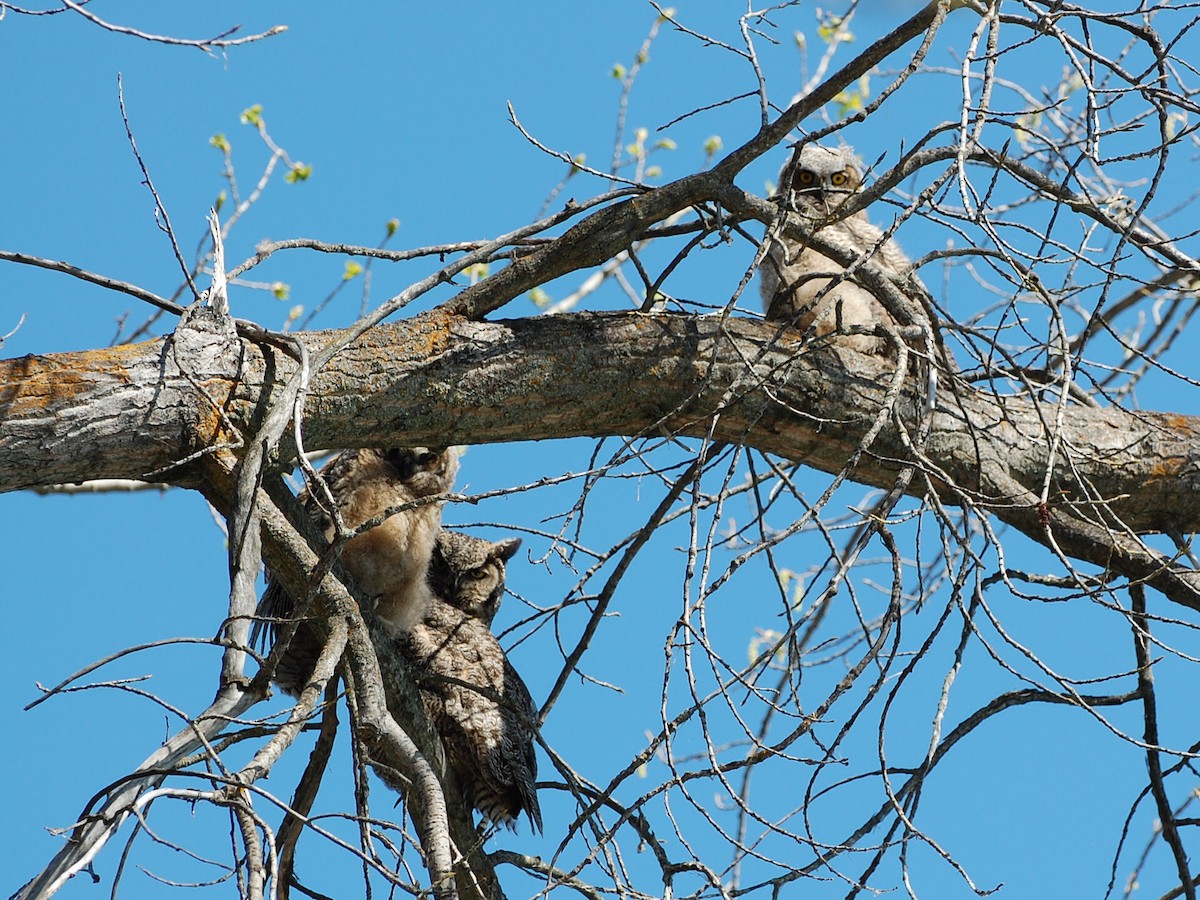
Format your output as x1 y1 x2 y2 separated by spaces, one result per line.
429 531 522 625
254 446 459 696
399 531 542 832
760 144 910 354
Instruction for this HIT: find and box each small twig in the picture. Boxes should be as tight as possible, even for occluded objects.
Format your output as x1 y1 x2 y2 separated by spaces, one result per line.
206 209 229 315
59 0 285 51
0 250 183 315
508 102 645 189
1130 584 1195 900
0 311 26 348
116 73 200 302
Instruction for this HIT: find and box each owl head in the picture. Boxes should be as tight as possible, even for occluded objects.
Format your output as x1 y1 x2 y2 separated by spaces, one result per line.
429 530 522 624
780 144 862 214
380 446 460 497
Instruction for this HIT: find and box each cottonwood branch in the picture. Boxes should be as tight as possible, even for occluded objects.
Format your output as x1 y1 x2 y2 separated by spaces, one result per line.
2 310 1199 607
14 686 262 899
204 462 501 900
18 440 499 900
443 0 957 321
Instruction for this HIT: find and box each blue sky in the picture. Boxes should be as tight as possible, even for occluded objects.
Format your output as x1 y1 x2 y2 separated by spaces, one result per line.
4 2 1199 898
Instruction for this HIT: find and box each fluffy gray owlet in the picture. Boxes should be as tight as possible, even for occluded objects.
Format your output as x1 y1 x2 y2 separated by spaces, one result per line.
253 447 459 696
398 531 542 832
760 144 911 354
429 530 522 626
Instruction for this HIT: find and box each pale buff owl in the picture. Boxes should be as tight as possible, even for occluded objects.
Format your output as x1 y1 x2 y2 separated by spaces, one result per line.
254 446 459 696
398 531 542 832
760 143 910 354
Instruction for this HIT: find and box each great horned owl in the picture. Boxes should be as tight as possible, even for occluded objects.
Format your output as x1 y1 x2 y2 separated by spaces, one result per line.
399 534 542 832
429 531 522 626
254 446 459 696
760 143 910 354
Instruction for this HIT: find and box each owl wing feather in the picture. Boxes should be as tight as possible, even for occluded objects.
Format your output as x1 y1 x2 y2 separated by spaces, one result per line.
401 601 542 832
253 447 457 694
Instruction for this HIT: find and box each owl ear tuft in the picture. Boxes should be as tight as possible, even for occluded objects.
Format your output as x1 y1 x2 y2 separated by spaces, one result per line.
493 537 522 562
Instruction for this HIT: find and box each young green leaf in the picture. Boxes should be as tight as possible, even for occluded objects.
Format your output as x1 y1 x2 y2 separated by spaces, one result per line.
284 162 313 184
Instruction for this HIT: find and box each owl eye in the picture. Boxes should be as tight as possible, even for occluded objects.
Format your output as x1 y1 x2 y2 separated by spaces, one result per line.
383 448 416 478
794 169 817 188
467 568 490 581
830 171 849 187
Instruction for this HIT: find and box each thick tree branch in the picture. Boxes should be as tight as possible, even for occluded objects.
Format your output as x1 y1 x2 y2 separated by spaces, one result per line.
2 311 1198 611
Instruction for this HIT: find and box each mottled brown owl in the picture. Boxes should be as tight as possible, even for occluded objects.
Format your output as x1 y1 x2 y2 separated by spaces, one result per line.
429 531 522 626
760 143 911 354
254 446 459 696
398 531 542 832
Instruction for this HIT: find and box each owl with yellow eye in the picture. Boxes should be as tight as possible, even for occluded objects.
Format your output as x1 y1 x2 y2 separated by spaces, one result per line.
759 143 911 355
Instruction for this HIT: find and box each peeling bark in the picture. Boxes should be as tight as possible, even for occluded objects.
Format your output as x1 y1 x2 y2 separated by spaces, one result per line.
1 311 1196 524
3 309 1199 611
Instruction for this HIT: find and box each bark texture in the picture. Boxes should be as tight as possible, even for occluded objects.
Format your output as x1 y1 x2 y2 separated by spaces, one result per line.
3 308 1199 609
1 311 1196 519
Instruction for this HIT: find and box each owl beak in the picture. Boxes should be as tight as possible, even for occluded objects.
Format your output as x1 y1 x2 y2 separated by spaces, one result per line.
809 191 836 215
818 190 854 216
792 186 826 207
